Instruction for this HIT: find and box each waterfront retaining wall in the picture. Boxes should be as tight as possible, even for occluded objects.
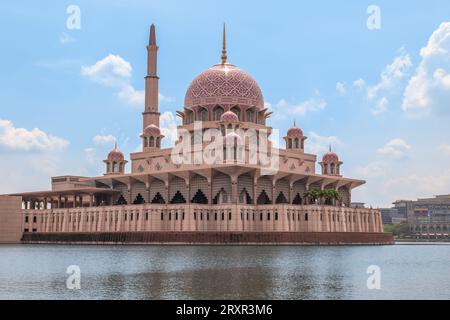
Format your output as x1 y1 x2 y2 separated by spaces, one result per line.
21 231 394 245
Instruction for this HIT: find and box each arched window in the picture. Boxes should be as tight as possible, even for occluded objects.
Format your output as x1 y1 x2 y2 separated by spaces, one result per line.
331 163 335 174
239 188 252 204
186 111 193 124
324 164 328 174
214 188 228 204
294 137 299 148
288 139 292 149
231 106 241 121
213 106 224 121
197 107 208 121
246 109 254 122
113 162 118 173
149 136 155 147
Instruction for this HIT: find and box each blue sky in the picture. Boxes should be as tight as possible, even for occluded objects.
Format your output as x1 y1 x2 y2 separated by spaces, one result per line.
1 0 450 207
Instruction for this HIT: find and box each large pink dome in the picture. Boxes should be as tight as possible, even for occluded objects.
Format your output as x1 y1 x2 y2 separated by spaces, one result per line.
184 64 264 109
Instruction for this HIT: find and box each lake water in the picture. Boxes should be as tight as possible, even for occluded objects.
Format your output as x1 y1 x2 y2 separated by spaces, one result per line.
0 244 449 300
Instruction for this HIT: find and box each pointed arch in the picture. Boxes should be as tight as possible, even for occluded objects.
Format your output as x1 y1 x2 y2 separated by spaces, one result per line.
238 173 253 204
192 189 208 204
275 192 288 204
213 188 228 204
239 188 252 204
245 108 254 123
212 172 231 204
197 106 208 121
292 193 303 205
133 193 145 204
213 105 224 121
151 192 165 204
170 191 186 204
257 190 271 205
116 195 127 205
231 106 241 121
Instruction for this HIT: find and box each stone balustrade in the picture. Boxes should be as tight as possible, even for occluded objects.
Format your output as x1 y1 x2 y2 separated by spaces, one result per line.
22 204 383 234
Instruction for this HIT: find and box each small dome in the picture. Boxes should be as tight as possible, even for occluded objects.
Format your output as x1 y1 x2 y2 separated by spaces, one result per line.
322 151 339 163
143 124 161 136
224 132 242 145
287 126 303 137
221 111 239 123
107 145 124 162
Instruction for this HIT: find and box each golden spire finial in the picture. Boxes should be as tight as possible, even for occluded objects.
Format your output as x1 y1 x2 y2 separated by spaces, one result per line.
329 144 332 152
293 119 296 127
221 23 227 64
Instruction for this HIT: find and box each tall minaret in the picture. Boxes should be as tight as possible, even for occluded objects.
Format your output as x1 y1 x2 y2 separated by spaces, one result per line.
143 24 160 131
221 23 227 65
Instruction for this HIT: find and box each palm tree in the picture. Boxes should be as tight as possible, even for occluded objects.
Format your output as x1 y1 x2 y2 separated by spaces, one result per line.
304 188 321 204
305 188 341 206
322 189 341 206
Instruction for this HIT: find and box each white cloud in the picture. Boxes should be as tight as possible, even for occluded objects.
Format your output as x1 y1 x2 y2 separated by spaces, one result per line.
116 85 144 106
336 82 347 95
160 111 180 147
275 91 326 117
377 138 411 159
352 159 450 207
354 160 387 179
82 54 174 107
92 134 116 146
81 54 131 86
353 78 366 90
439 143 450 156
371 97 389 115
403 22 450 116
368 50 413 101
0 119 69 151
305 131 343 156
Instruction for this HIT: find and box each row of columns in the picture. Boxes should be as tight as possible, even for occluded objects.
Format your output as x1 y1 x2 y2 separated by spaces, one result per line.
23 194 96 210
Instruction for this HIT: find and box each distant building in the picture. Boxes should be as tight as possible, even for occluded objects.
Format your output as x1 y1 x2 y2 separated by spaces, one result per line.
380 201 408 225
384 195 450 238
380 208 397 224
407 195 450 238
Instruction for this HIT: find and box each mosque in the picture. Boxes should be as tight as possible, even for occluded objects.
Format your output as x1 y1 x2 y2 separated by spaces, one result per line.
0 25 393 245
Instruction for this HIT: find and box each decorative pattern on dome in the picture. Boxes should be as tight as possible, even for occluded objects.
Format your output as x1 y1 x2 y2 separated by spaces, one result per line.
184 64 264 109
322 152 339 162
107 147 124 162
221 110 239 122
287 126 303 137
143 124 161 136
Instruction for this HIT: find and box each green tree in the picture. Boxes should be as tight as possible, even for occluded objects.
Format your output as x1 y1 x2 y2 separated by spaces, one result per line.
304 188 321 204
383 222 410 238
322 189 341 206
